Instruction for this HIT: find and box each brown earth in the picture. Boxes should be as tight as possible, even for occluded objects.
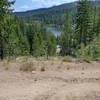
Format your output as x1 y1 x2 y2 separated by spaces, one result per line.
0 57 100 100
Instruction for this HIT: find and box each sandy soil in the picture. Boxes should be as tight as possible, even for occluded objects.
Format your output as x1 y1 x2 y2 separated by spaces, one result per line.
0 57 100 100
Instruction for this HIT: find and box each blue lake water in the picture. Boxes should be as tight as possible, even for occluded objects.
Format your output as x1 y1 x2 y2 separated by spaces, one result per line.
47 27 61 37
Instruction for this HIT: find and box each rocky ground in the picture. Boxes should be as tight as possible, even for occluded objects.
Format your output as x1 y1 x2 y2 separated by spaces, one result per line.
0 57 100 100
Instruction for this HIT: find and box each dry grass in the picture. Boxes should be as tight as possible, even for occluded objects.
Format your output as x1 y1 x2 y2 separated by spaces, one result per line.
40 66 46 72
62 56 75 62
2 60 9 65
76 58 91 63
66 66 70 70
1 60 10 70
20 62 35 71
5 66 9 70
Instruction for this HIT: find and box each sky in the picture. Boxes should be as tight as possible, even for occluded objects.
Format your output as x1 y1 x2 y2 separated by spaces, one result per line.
13 0 78 12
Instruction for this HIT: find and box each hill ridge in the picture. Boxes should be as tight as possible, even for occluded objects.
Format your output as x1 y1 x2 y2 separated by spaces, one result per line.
13 1 100 25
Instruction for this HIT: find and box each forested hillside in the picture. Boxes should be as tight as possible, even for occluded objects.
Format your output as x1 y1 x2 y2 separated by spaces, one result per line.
13 1 100 25
0 0 100 61
0 0 56 60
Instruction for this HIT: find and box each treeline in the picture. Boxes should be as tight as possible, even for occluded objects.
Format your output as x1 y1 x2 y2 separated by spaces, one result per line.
59 0 100 60
0 0 56 59
0 0 100 60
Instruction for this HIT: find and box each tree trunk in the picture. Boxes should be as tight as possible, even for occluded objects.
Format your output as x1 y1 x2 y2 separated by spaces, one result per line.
0 42 4 60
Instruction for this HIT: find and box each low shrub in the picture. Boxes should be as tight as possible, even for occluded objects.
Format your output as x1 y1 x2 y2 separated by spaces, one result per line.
20 62 35 71
62 56 75 62
76 36 100 61
40 66 45 72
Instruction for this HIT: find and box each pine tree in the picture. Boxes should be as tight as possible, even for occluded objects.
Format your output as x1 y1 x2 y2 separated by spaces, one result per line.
27 24 34 55
75 0 93 47
4 16 29 57
60 9 73 56
94 5 100 34
26 22 56 57
46 32 56 57
0 0 15 59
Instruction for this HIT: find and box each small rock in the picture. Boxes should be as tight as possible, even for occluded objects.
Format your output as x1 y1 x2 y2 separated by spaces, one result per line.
32 71 36 74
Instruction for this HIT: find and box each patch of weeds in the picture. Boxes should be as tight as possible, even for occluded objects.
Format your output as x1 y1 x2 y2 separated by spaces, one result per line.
40 66 46 72
76 58 91 63
83 58 91 63
5 66 9 70
66 67 70 70
62 56 74 62
20 62 35 71
7 56 16 62
2 60 9 65
2 60 10 70
76 59 84 63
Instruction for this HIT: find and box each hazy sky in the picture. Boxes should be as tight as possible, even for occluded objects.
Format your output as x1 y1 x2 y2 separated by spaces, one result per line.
13 0 78 12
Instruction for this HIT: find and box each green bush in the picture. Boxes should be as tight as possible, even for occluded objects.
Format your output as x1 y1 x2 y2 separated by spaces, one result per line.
76 36 100 61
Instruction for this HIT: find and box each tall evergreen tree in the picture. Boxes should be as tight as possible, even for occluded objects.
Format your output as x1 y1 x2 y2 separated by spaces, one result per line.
4 16 29 57
0 0 15 59
94 5 100 34
26 22 56 57
60 9 73 56
75 0 93 47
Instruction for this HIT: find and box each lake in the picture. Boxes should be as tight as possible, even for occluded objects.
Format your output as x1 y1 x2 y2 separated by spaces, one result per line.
47 27 61 37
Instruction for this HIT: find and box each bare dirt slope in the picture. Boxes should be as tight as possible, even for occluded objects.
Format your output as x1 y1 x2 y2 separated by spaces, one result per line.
0 57 100 100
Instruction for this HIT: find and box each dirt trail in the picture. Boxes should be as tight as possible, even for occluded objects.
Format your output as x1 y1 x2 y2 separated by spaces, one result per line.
0 59 100 100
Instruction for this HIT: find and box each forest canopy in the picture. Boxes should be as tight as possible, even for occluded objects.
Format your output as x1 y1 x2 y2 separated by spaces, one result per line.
0 0 100 61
